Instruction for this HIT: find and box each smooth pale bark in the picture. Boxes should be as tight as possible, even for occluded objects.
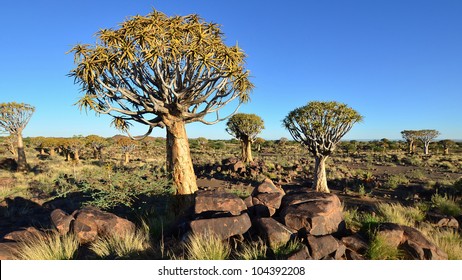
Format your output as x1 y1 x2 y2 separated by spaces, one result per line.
73 150 80 162
16 134 28 172
165 117 198 195
408 140 415 154
423 142 430 155
313 156 329 193
48 148 55 157
123 152 130 164
241 138 253 163
444 148 449 155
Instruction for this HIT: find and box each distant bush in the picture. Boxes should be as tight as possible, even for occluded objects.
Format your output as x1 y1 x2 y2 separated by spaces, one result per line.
385 174 409 189
376 203 425 227
401 156 422 166
431 193 462 216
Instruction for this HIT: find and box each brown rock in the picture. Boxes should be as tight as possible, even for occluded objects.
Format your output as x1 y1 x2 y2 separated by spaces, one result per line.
401 225 447 260
436 217 459 229
195 191 247 216
307 235 340 260
3 227 44 242
345 248 364 260
189 213 251 240
377 223 404 248
254 192 284 210
255 217 294 249
72 207 135 244
342 234 369 254
287 245 312 260
233 161 246 173
281 192 344 236
0 243 19 260
252 178 284 195
51 209 75 235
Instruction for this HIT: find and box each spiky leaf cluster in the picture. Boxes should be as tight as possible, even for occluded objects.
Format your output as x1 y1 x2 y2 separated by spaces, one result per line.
0 102 35 135
69 10 253 138
226 113 264 142
283 101 362 156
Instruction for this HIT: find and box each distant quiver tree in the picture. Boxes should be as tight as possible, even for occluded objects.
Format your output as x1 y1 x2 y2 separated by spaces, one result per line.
226 113 264 163
416 129 440 155
283 101 362 193
401 130 419 154
69 10 253 194
0 102 35 171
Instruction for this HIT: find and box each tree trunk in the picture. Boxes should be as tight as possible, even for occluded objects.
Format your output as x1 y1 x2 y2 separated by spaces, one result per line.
39 148 45 155
241 138 253 163
165 118 198 195
313 155 329 193
444 147 449 155
408 140 414 154
73 150 80 162
423 142 430 155
123 152 130 164
16 133 28 172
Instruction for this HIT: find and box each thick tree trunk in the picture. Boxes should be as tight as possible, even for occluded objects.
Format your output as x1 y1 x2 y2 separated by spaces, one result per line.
444 148 449 155
408 140 414 154
423 142 430 155
39 148 46 155
16 134 28 172
48 148 55 157
313 155 329 193
166 118 198 195
241 138 253 163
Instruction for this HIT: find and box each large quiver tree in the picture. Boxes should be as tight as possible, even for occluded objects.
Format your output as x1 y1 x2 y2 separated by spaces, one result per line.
283 101 362 193
401 130 419 154
0 102 35 171
226 113 264 163
69 10 253 194
416 129 440 155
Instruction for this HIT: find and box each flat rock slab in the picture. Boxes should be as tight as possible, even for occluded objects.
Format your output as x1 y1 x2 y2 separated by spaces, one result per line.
189 213 251 240
195 191 247 216
252 178 284 195
281 192 344 236
3 227 44 242
307 235 341 260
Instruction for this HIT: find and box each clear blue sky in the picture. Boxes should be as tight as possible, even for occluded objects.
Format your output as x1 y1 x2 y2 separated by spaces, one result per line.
1 0 461 140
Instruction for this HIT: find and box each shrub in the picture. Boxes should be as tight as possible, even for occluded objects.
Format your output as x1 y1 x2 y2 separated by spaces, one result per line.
16 231 79 260
185 232 231 260
417 223 462 260
431 193 462 216
273 239 303 259
385 174 409 189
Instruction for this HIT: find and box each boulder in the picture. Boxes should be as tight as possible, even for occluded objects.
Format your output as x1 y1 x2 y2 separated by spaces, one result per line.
3 227 44 242
307 235 341 260
254 217 294 249
195 191 247 216
376 223 405 248
341 234 369 254
251 179 285 217
252 178 284 195
51 209 75 235
72 207 135 244
189 213 251 240
281 192 344 236
345 248 364 260
287 245 312 260
401 225 447 260
0 243 19 260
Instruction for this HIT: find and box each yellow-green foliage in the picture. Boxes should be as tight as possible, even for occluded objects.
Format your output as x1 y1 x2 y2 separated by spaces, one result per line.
367 233 403 260
236 239 267 260
16 231 79 260
431 193 462 216
90 223 152 259
185 232 231 260
418 224 462 260
376 203 425 227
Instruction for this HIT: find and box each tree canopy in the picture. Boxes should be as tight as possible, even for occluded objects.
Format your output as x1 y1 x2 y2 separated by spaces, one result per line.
69 10 253 138
226 113 264 143
283 101 363 156
0 102 35 136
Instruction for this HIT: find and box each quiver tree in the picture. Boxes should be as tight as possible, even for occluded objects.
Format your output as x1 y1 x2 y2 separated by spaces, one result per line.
69 10 253 195
439 139 456 155
85 135 107 160
0 102 35 171
67 137 85 162
254 137 265 152
401 130 419 154
196 137 209 151
116 137 136 164
416 129 440 155
226 113 264 163
283 101 362 193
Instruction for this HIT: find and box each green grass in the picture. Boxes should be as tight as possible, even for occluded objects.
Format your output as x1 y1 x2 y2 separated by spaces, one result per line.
89 222 152 259
235 239 268 260
366 233 403 260
16 231 79 260
431 193 462 216
273 239 303 259
376 203 425 227
184 232 231 260
385 174 409 189
418 223 462 260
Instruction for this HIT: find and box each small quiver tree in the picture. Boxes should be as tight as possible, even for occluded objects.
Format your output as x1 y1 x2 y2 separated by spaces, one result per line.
283 101 362 193
85 135 107 161
416 129 440 155
116 137 136 165
0 102 35 171
439 139 456 155
226 113 264 163
401 130 419 154
69 10 253 195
